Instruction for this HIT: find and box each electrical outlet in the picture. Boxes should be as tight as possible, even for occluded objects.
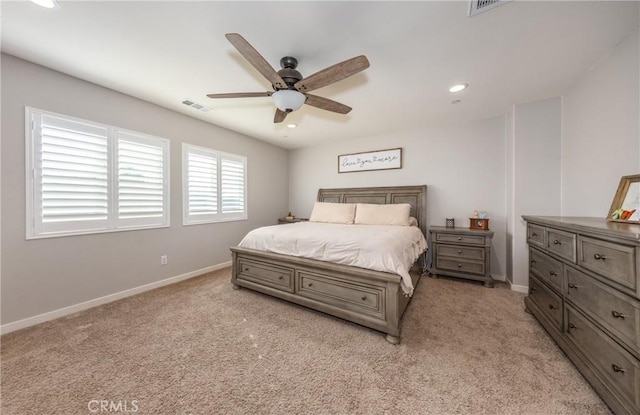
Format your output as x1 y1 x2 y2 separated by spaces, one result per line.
160 255 168 266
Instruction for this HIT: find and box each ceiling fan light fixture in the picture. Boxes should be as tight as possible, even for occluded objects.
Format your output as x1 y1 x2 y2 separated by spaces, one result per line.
29 0 58 8
272 90 306 112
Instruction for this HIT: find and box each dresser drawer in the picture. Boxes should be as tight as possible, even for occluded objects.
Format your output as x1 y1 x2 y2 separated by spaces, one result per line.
566 305 640 410
436 257 484 276
297 271 384 317
238 260 294 292
530 248 563 291
565 266 640 353
436 244 485 260
547 228 577 262
578 236 637 292
529 275 563 331
435 233 485 246
527 223 545 248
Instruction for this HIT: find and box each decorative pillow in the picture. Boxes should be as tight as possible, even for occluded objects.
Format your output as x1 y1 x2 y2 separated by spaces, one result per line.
354 203 411 226
309 202 356 224
409 216 419 227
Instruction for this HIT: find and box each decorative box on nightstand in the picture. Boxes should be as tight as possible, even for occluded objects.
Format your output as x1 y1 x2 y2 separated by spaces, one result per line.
429 226 494 287
277 218 309 224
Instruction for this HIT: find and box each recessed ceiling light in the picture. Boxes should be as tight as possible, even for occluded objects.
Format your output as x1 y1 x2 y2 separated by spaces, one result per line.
451 100 461 104
29 0 58 8
286 123 297 129
449 84 468 93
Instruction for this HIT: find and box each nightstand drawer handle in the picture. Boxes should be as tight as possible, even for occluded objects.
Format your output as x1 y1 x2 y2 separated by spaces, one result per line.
530 260 536 265
611 364 626 374
361 296 367 301
457 237 462 241
528 287 537 294
553 240 561 245
243 267 250 272
457 263 462 268
594 253 607 260
568 283 578 289
308 283 313 287
569 323 577 330
531 232 538 237
549 271 557 276
457 250 462 254
611 310 626 319
548 304 557 310
278 275 284 280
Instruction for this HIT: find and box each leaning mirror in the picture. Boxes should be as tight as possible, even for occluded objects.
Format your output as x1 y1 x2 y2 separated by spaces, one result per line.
607 174 640 223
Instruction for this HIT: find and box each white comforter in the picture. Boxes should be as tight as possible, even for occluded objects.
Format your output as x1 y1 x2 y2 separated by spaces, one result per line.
238 222 427 296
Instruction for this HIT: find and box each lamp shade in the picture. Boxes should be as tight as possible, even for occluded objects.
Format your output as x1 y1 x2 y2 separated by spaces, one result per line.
272 90 306 112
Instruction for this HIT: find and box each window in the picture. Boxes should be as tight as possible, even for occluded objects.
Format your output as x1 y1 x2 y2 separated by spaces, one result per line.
26 107 169 239
182 144 247 225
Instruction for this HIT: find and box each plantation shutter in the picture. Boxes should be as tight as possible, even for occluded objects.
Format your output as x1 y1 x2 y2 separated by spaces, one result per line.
116 132 168 227
186 148 218 220
35 114 109 234
220 154 246 217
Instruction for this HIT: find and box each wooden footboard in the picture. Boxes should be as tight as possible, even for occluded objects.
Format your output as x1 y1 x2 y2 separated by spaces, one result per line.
230 246 422 343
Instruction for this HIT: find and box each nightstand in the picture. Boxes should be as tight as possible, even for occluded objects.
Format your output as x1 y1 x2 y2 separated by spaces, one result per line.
277 218 309 224
429 226 494 287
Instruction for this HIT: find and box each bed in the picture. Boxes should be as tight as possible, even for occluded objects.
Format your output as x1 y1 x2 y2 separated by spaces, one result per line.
230 185 427 344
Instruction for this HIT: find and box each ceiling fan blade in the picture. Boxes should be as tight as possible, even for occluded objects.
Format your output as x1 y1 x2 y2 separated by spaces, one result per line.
274 109 288 123
207 92 272 99
225 33 287 89
304 94 352 114
295 55 370 93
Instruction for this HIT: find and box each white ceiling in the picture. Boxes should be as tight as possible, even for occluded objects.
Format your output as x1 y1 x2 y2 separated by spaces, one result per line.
2 1 638 149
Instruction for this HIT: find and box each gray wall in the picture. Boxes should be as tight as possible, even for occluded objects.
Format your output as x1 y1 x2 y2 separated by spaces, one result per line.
1 54 289 325
288 117 507 281
562 27 640 216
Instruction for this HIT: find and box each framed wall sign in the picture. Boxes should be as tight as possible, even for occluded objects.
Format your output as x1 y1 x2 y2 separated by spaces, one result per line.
338 148 402 173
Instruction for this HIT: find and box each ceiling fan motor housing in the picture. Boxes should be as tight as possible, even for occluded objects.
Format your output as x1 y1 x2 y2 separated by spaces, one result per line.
277 56 302 88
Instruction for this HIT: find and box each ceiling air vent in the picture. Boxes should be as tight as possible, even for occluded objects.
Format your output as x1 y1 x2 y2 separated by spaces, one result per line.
181 99 211 112
468 0 511 17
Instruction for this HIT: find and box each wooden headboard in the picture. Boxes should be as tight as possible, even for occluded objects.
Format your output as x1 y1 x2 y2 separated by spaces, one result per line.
317 185 428 236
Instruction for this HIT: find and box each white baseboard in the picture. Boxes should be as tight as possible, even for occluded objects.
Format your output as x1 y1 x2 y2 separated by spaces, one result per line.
509 282 529 293
0 262 231 335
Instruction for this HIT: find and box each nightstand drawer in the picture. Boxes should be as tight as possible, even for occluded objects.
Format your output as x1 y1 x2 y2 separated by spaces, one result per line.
578 235 637 291
565 266 639 352
435 233 485 246
547 228 576 262
436 244 485 260
529 275 563 331
530 248 563 291
238 260 294 292
527 223 545 248
436 258 484 276
566 305 640 410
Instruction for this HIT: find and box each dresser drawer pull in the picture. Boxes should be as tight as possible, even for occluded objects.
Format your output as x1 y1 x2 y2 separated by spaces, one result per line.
593 253 607 261
568 283 578 289
278 275 284 280
548 304 558 310
549 271 557 276
611 310 626 319
568 323 578 330
553 240 561 245
457 237 462 241
308 283 313 287
528 287 537 294
361 296 367 301
530 260 536 265
243 267 250 272
531 232 538 237
611 364 626 374
457 250 462 254
457 263 462 268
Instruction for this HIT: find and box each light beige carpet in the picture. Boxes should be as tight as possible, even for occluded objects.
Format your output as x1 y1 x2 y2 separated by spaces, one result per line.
1 268 610 415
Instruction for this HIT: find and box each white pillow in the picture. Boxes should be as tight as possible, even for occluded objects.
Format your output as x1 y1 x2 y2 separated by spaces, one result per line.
409 216 419 227
354 203 411 226
309 202 356 224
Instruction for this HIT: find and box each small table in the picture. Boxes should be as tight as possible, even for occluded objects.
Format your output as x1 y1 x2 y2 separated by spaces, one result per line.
429 226 494 287
278 218 309 224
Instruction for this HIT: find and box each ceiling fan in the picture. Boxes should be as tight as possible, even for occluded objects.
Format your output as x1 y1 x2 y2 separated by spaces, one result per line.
207 33 370 123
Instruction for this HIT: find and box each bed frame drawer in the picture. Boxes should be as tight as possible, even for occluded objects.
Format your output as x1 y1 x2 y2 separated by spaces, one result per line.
297 271 384 318
237 260 294 292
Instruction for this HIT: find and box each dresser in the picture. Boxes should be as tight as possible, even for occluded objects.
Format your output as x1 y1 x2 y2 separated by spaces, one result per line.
523 216 640 415
429 226 494 287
